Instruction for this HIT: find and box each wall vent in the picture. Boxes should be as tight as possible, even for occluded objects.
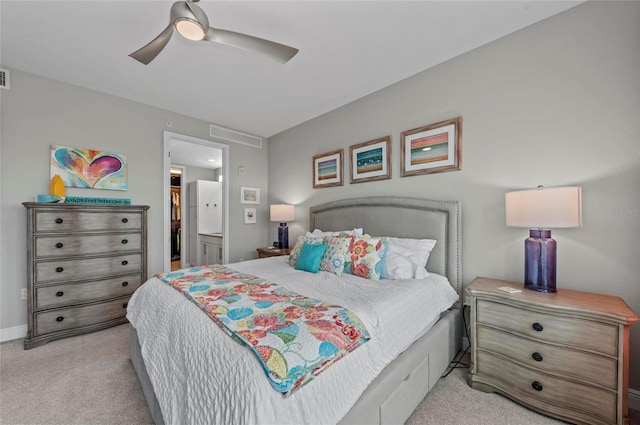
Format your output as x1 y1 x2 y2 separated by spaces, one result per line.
0 68 10 90
210 124 263 149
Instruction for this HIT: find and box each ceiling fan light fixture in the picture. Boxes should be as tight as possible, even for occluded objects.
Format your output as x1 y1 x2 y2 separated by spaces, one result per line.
175 18 205 41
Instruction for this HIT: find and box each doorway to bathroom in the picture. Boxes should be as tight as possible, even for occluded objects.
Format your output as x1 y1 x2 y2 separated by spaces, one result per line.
163 131 229 272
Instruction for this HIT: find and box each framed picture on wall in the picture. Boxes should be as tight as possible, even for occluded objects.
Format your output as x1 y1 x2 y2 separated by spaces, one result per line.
401 117 462 177
244 207 257 224
349 136 391 184
240 186 260 204
313 149 343 188
50 144 128 190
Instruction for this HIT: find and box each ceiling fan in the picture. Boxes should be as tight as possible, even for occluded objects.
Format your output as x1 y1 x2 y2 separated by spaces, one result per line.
129 0 299 65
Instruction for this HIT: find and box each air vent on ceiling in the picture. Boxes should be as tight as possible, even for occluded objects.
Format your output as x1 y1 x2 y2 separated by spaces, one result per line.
0 68 10 90
210 124 263 149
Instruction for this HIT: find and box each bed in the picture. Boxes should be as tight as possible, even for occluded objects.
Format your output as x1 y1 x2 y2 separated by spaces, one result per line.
128 196 462 424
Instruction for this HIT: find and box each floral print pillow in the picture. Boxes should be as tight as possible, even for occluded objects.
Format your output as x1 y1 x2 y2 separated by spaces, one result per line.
344 236 389 280
288 235 325 267
319 236 352 276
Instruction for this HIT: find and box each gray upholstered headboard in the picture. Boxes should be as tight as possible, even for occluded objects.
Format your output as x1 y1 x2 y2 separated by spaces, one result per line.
309 196 462 294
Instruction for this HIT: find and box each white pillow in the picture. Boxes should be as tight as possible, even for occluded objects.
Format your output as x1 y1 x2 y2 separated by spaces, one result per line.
382 237 436 280
306 228 364 238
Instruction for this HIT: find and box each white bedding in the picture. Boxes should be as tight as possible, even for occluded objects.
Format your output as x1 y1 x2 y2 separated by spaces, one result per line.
126 257 459 425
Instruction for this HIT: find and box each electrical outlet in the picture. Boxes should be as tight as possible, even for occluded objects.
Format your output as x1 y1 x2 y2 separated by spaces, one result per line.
21 288 28 300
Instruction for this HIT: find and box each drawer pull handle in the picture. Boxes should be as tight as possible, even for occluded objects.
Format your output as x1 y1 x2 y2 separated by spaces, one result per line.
122 281 129 287
532 322 544 332
532 352 543 362
55 291 64 297
122 260 128 266
122 218 128 223
121 239 128 244
55 218 63 224
55 267 64 273
55 242 64 249
531 381 543 392
56 316 64 322
123 303 128 309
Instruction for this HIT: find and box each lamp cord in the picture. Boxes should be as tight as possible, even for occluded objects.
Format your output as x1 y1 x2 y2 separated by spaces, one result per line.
442 304 471 378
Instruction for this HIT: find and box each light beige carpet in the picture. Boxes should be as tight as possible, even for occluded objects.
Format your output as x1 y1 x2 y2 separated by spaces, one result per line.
1 324 637 425
1 324 152 425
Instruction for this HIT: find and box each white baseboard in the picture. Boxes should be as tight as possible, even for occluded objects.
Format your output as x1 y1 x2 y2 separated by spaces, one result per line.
0 324 27 343
630 388 640 411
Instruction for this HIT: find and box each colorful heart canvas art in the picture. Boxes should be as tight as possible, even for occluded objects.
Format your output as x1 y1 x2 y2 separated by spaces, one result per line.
50 145 128 191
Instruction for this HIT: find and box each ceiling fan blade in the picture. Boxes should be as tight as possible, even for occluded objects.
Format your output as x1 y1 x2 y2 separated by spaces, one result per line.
205 27 298 64
129 23 175 65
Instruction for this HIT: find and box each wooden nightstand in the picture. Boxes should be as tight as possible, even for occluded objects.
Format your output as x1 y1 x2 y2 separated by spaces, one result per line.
256 247 290 258
467 277 638 425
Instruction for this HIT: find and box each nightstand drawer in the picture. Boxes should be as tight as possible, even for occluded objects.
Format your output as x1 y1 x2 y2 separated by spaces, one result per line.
477 351 616 424
34 233 142 258
34 210 143 232
34 297 130 335
477 299 618 356
477 325 617 389
35 274 143 309
34 254 142 284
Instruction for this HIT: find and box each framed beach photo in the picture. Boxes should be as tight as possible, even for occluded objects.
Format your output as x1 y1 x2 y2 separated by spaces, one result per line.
313 149 343 188
240 186 260 204
401 117 462 177
349 136 391 184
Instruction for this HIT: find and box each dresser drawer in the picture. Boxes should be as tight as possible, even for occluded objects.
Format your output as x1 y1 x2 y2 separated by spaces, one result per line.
477 325 617 389
34 297 131 335
34 233 142 258
34 210 143 233
35 254 142 284
477 351 616 423
35 274 143 309
477 299 618 356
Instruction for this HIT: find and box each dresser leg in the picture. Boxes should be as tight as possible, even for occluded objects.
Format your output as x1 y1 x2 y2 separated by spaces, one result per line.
467 378 496 394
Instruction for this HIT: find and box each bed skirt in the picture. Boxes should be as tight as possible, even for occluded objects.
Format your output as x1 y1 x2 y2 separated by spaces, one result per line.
129 306 461 425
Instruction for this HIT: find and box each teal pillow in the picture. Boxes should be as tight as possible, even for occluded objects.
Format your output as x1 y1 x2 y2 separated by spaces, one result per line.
295 242 327 273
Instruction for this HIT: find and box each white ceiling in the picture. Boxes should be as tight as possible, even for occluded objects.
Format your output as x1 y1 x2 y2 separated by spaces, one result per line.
170 138 222 169
1 1 582 139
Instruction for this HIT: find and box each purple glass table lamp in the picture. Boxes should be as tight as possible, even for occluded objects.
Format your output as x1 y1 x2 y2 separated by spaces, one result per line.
270 204 295 250
505 186 582 293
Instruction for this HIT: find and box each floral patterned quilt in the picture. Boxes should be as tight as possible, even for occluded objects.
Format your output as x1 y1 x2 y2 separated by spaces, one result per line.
156 266 370 396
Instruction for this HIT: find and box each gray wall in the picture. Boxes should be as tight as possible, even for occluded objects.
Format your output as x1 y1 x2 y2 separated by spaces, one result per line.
268 2 640 390
0 70 269 332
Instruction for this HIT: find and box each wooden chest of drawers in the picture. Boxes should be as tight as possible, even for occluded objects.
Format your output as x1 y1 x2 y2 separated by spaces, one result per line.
23 203 149 349
467 277 638 425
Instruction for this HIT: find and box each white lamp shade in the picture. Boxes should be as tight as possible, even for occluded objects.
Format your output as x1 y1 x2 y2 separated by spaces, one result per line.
270 204 295 222
505 186 582 228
